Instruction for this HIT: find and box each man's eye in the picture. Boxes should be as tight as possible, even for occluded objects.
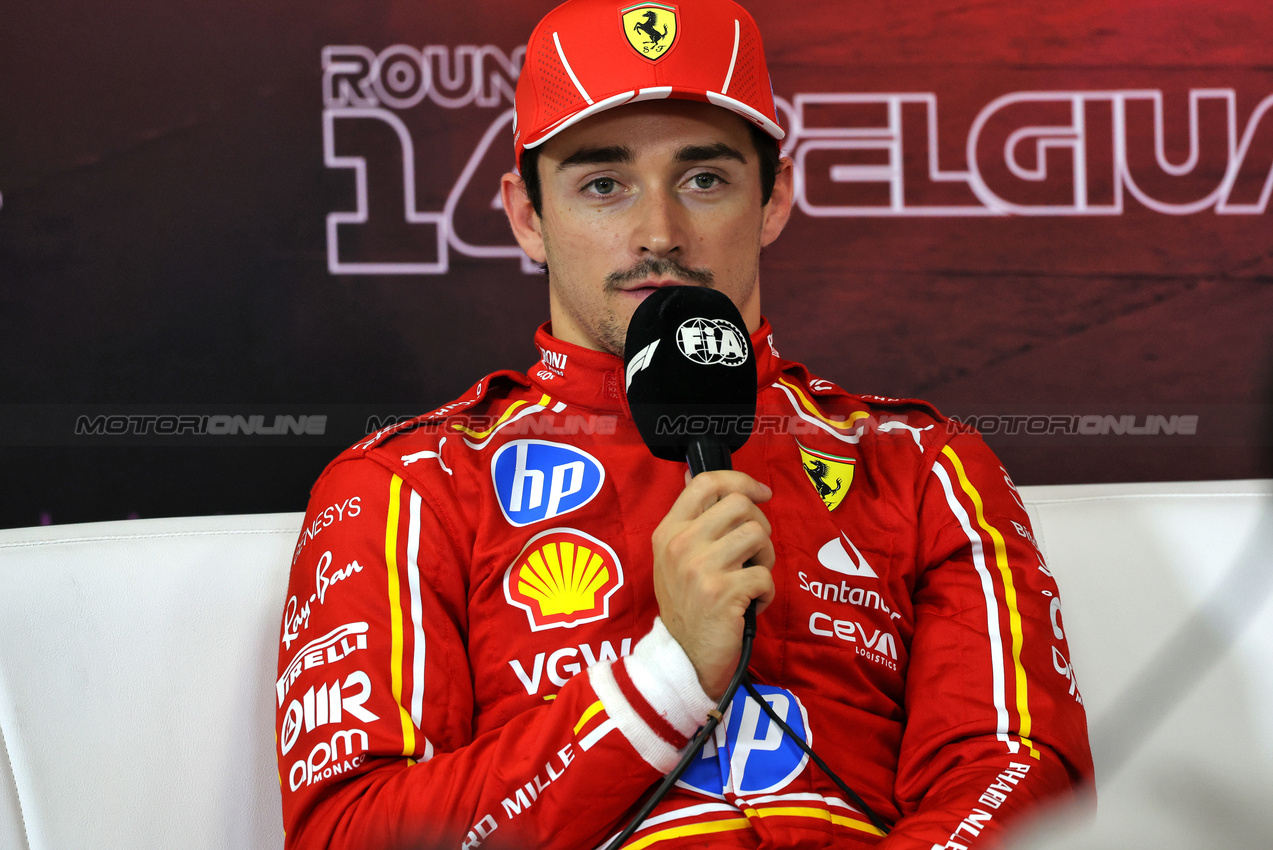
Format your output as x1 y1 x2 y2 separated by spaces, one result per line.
588 178 617 195
692 173 722 189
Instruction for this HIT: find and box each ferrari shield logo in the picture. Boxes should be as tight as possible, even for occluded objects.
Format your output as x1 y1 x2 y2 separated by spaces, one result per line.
621 4 678 61
797 441 855 512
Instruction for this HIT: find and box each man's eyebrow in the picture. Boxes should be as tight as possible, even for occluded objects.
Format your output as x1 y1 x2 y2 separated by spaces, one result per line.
676 143 748 164
556 145 634 171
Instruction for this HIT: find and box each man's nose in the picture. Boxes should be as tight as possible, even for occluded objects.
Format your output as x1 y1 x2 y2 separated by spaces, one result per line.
632 187 687 258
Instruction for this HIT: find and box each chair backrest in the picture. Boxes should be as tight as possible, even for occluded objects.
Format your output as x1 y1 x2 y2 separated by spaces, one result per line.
0 512 302 850
1016 479 1273 849
1 481 1270 849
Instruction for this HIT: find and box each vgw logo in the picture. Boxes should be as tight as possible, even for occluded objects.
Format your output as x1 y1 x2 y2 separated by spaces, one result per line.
677 685 811 797
492 440 605 526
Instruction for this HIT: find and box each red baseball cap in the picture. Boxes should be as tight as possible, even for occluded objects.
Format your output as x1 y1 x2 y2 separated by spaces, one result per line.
514 0 785 168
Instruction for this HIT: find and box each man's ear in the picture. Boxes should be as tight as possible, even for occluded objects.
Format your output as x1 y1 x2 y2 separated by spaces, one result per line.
501 172 547 264
760 156 795 248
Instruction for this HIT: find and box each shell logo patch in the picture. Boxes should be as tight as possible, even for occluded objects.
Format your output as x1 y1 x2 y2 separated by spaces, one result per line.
504 529 624 631
621 3 678 61
796 441 856 512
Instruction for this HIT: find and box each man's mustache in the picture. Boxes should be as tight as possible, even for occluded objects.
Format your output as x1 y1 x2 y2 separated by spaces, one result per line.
605 258 715 289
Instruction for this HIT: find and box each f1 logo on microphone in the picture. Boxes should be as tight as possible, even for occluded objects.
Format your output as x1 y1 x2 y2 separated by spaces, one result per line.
625 339 660 391
492 440 606 527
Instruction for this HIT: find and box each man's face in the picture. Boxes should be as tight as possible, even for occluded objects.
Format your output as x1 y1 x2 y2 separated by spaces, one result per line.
502 100 793 355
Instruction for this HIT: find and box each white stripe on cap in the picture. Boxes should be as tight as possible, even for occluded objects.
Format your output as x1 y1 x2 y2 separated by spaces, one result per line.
523 91 637 150
553 31 593 105
630 86 673 103
706 91 787 140
721 19 740 96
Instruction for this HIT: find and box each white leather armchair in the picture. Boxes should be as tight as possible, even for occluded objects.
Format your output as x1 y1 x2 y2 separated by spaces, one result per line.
1 481 1269 849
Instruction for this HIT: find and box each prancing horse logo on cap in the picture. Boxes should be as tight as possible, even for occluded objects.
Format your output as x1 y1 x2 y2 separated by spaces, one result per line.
621 4 679 61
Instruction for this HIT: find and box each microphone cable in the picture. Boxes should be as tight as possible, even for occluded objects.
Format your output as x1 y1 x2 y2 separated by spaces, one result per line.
602 605 892 849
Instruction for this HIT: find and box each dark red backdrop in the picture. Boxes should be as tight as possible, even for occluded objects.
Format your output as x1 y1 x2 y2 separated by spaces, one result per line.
1 0 1270 527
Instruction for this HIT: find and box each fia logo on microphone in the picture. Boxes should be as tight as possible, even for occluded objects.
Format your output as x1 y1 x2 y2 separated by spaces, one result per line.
676 318 748 366
492 440 605 527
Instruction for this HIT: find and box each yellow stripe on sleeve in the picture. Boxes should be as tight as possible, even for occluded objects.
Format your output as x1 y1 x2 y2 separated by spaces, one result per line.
573 700 605 735
450 400 527 438
777 378 869 431
742 806 885 836
941 445 1040 759
622 818 751 850
385 474 416 756
449 394 554 439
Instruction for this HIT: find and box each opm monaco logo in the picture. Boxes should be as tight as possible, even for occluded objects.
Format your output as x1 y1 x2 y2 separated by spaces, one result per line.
322 44 1273 275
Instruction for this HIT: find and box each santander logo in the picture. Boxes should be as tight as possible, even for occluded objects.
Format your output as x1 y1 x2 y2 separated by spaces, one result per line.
817 531 879 578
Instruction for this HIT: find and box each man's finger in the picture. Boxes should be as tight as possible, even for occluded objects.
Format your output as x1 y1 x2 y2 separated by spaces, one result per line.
672 493 772 553
702 521 775 573
665 470 771 524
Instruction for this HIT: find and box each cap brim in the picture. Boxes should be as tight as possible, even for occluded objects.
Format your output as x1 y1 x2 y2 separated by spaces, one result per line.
522 87 785 153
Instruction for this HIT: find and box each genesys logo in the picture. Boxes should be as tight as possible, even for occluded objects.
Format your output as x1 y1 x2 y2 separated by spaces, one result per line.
676 318 748 366
278 622 369 706
492 440 605 527
293 496 362 562
280 671 379 755
678 685 811 797
504 529 624 631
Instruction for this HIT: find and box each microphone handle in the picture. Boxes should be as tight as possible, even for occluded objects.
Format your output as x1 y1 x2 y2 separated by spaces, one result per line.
684 436 758 637
685 436 733 476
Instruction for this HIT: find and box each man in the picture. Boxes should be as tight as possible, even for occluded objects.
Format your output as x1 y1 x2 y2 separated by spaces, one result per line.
275 1 1093 847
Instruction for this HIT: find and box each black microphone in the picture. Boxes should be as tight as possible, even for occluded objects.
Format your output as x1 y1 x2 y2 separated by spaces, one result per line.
615 288 893 844
602 287 762 850
623 286 757 474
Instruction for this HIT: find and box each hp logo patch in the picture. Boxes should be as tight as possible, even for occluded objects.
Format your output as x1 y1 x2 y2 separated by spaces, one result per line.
492 440 605 527
676 685 811 797
676 317 748 366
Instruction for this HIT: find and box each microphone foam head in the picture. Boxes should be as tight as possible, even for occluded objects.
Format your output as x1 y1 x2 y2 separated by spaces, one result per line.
623 286 757 461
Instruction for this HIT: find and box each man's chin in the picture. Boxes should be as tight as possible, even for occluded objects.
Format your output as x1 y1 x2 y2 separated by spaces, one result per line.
597 314 628 358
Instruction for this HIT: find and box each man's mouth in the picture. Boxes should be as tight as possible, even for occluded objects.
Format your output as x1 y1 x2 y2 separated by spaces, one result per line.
618 279 693 293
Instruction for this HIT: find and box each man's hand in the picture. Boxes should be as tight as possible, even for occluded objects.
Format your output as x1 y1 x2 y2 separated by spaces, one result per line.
651 470 776 700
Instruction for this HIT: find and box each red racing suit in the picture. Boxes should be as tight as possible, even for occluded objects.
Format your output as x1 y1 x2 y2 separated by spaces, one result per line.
275 320 1093 850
